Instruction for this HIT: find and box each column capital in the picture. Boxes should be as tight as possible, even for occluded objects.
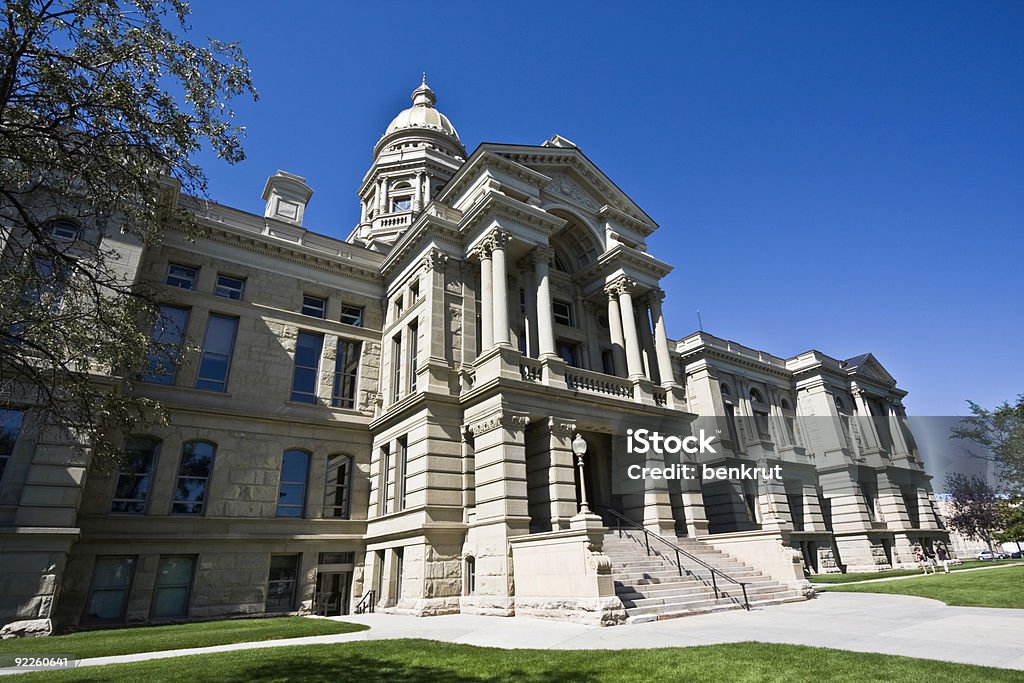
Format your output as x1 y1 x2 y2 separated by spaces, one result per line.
530 245 554 265
604 276 637 299
643 288 666 307
467 242 492 262
485 228 512 250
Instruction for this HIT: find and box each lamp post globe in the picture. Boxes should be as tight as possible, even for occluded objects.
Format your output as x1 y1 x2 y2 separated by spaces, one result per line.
572 433 592 515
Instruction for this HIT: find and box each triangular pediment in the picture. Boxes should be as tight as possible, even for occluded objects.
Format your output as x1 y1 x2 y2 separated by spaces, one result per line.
482 143 658 234
844 353 896 385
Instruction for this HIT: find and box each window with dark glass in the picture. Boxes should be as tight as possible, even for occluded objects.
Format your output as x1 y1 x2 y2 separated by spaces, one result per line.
172 441 215 515
407 322 418 393
84 556 136 622
397 436 408 511
214 274 245 300
553 300 575 327
266 555 299 612
332 339 361 409
465 556 476 595
277 449 309 517
301 295 326 318
323 455 352 519
391 333 402 402
861 481 877 521
379 443 391 515
409 279 420 302
291 331 324 403
754 410 771 439
340 305 364 327
195 314 237 392
0 409 25 482
601 349 615 376
143 305 189 384
50 221 80 240
111 437 160 513
166 264 198 290
151 556 196 618
557 340 578 368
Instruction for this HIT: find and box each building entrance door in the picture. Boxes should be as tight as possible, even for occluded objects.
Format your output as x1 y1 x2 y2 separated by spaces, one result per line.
314 571 352 616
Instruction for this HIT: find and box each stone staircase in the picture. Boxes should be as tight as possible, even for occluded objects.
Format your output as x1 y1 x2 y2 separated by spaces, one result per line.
603 530 808 622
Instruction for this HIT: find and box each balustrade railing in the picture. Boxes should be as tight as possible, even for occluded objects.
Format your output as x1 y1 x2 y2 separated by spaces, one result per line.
564 367 633 398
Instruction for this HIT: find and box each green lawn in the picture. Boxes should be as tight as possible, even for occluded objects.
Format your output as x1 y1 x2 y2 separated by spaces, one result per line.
0 617 366 661
810 560 1018 584
9 640 1024 682
821 565 1024 608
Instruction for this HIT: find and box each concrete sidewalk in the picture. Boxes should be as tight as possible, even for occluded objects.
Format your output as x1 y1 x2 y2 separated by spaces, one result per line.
3 593 1023 675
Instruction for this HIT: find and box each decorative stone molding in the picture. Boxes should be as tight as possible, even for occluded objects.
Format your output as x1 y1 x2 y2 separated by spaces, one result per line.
547 173 599 210
466 412 530 437
529 245 554 266
547 418 577 437
422 247 448 271
485 228 511 250
603 276 637 299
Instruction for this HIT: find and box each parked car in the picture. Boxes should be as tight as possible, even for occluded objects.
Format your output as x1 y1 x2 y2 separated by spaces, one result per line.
1011 550 1023 559
975 549 1011 560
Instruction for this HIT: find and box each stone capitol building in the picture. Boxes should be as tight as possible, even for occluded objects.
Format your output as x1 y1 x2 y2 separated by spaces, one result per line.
0 78 950 632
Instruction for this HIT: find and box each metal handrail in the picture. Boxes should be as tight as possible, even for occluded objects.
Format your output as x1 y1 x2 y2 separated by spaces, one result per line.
354 589 375 614
599 506 750 610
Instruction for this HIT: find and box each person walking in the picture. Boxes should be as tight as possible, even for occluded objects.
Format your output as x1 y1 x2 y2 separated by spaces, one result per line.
924 545 938 573
914 546 932 574
936 543 951 574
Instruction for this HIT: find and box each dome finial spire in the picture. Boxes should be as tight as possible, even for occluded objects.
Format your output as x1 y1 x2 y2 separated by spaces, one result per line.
411 73 436 108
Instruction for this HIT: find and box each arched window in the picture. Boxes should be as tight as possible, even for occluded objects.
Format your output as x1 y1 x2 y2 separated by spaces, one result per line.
780 398 792 411
750 388 765 404
172 440 215 515
323 454 352 519
720 383 732 398
834 396 848 414
277 449 310 518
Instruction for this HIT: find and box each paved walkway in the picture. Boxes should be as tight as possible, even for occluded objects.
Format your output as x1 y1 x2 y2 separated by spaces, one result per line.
3 593 1023 675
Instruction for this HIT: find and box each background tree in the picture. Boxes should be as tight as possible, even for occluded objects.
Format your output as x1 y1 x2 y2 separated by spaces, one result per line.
944 473 1003 552
950 395 1024 493
995 497 1024 554
0 0 257 463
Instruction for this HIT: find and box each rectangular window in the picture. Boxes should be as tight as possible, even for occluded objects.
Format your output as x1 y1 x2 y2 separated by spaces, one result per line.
410 279 420 302
195 314 238 392
166 264 198 290
142 305 189 384
85 556 136 622
171 441 215 515
151 556 196 618
787 493 805 531
301 295 327 319
392 197 411 212
557 340 579 368
0 409 25 482
380 444 391 515
111 437 160 513
553 300 575 327
397 436 408 511
323 455 352 519
391 333 402 402
393 297 404 320
601 349 616 376
407 322 418 393
292 331 323 403
291 331 324 403
340 305 364 327
332 339 361 409
861 482 877 522
277 450 309 518
266 555 300 612
754 410 771 439
214 274 245 300
395 547 404 599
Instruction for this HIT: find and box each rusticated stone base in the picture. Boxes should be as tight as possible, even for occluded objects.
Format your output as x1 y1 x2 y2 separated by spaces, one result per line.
514 596 627 626
459 595 515 616
387 596 462 617
0 619 52 639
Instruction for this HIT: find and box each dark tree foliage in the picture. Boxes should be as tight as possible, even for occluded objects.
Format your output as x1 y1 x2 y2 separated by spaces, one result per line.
944 473 1002 552
0 0 256 463
950 396 1024 493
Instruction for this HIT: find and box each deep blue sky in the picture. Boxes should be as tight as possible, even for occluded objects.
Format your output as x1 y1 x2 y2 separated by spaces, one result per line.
186 1 1022 417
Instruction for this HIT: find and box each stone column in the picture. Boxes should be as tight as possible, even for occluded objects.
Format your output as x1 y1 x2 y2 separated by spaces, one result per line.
605 286 627 377
376 177 386 215
477 244 493 351
637 298 658 382
615 280 645 379
533 247 556 358
648 290 677 386
491 231 512 347
413 172 424 211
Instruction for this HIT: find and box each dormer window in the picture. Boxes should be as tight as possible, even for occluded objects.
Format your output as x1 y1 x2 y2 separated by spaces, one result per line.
50 221 80 241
